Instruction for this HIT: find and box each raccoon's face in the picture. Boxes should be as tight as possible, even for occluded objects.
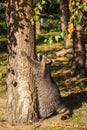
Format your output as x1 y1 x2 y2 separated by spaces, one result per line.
36 53 52 77
37 53 52 64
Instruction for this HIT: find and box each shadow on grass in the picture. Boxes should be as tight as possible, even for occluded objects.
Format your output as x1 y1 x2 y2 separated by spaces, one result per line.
63 91 87 116
52 57 87 91
36 35 46 45
51 55 87 117
53 68 87 91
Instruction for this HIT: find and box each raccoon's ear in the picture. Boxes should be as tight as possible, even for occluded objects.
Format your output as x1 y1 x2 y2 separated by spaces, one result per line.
37 53 43 61
46 59 52 65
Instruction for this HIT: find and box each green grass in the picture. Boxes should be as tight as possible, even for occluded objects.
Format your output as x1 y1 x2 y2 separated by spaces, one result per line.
0 36 7 52
0 21 7 52
0 53 7 96
36 32 64 46
0 36 6 42
0 21 6 36
0 21 6 28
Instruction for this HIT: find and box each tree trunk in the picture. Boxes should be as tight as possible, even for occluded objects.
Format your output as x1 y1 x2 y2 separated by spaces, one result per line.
6 0 38 124
71 24 86 78
36 19 41 35
60 0 72 48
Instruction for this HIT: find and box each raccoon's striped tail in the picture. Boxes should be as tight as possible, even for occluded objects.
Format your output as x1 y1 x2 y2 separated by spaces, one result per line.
57 104 71 120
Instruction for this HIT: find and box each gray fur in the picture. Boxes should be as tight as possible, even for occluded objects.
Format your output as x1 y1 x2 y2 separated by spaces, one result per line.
23 52 70 119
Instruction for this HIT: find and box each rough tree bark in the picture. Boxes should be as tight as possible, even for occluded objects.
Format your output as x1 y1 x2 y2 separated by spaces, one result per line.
36 19 41 35
6 0 38 124
71 24 86 78
60 0 72 48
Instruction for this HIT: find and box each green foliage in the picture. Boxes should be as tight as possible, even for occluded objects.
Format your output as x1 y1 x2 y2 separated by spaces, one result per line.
0 21 6 35
54 35 61 42
69 1 87 26
40 18 63 44
47 36 54 44
0 56 7 79
79 2 87 11
0 21 6 28
0 36 6 42
43 31 66 44
30 1 42 25
42 0 60 14
0 72 3 79
31 0 60 25
0 60 6 66
41 19 61 33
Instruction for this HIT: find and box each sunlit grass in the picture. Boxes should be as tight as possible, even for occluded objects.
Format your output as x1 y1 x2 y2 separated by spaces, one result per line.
0 53 7 97
36 42 64 55
0 36 7 42
0 21 6 27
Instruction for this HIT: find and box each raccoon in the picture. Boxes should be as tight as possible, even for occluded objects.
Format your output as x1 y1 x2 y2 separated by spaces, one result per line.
22 52 70 120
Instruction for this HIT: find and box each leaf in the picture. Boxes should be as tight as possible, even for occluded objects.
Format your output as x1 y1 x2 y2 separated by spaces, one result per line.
48 36 53 44
48 39 53 44
54 35 60 42
42 0 46 5
75 10 78 15
79 15 82 23
56 0 60 4
30 18 34 25
83 5 87 11
78 3 87 11
34 7 40 15
0 62 3 65
37 3 42 10
0 72 3 79
33 15 39 21
76 2 80 6
44 39 47 43
74 15 82 26
60 31 66 38
79 4 84 9
84 27 87 32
